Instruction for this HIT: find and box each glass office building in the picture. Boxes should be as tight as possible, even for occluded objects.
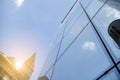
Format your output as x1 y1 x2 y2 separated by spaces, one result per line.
39 0 120 80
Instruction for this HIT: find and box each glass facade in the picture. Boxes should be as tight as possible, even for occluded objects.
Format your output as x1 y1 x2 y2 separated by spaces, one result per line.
39 0 120 80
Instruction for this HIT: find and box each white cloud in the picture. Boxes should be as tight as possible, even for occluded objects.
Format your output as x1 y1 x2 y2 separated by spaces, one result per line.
82 41 96 51
104 6 120 19
16 0 24 7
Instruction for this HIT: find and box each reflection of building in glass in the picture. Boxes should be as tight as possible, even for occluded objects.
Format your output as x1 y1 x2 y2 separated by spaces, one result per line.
0 52 36 80
39 0 120 80
100 0 120 11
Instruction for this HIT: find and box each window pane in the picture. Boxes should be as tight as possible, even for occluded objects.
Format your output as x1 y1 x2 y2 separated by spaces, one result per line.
40 43 59 76
100 68 120 80
81 0 93 8
58 11 89 58
63 2 83 37
54 24 65 45
40 20 65 76
86 0 106 18
92 0 120 61
52 24 112 80
46 67 54 79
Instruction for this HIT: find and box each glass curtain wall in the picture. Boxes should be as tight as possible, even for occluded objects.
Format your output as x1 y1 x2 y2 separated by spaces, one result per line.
40 0 120 80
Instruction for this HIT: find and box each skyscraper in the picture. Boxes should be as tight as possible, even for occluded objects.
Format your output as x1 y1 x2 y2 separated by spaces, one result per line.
0 52 36 80
39 0 120 80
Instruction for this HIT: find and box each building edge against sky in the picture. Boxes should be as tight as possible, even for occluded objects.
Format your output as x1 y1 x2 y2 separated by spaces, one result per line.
0 51 36 80
38 0 120 80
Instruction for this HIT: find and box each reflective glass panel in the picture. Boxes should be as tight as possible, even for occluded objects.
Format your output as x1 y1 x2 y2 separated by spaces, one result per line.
81 0 93 8
63 2 83 37
92 0 120 61
58 11 89 58
40 24 65 75
100 68 120 80
40 43 59 76
52 24 112 80
46 67 54 79
54 24 65 46
86 0 106 18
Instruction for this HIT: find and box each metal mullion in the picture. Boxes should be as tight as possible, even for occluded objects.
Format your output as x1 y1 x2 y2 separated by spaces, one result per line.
50 21 67 80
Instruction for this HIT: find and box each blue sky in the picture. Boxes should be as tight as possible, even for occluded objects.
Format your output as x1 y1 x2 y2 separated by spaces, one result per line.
0 0 75 79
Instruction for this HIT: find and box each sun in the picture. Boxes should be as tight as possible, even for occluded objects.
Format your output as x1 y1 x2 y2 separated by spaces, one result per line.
15 61 23 70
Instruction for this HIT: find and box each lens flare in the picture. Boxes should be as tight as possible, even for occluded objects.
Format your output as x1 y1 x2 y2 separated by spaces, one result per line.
15 61 23 70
